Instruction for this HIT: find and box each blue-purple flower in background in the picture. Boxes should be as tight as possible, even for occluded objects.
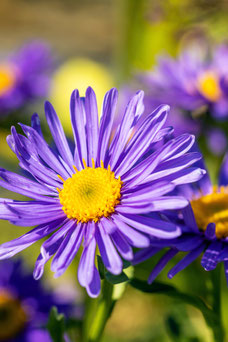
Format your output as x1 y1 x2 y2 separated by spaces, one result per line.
0 41 53 115
0 87 205 297
143 45 228 119
138 45 228 155
0 259 66 342
134 149 228 285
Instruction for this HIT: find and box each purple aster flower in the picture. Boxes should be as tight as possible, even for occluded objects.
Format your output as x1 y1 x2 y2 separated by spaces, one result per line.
134 149 228 285
0 41 53 115
0 87 205 297
142 45 228 119
0 258 67 342
136 45 228 155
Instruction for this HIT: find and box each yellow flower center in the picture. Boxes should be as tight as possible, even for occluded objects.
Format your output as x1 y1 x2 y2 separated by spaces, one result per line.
197 71 221 102
191 186 228 239
0 65 16 96
0 289 27 341
58 160 122 223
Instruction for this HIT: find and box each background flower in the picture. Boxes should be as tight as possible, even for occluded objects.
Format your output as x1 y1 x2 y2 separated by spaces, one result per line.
0 258 68 342
0 41 53 116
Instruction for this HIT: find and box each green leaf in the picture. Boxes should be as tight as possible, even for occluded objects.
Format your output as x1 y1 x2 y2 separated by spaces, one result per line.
130 278 218 328
105 271 129 284
47 307 65 342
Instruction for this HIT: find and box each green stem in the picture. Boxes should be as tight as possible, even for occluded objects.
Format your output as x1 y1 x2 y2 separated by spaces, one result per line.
210 264 224 342
83 280 115 342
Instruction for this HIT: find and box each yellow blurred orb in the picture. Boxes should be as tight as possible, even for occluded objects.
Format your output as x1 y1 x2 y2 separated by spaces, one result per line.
50 58 114 135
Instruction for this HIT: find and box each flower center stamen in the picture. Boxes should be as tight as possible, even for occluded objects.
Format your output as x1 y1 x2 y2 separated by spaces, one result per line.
197 71 221 102
0 289 27 341
191 186 228 238
58 159 122 223
0 65 16 96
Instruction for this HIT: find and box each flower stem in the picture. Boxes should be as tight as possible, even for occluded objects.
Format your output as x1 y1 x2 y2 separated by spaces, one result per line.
210 264 225 342
83 280 115 342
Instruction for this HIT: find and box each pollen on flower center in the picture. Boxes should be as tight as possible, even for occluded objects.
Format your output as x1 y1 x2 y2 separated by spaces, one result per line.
197 71 221 102
191 186 228 238
58 160 123 223
0 289 27 340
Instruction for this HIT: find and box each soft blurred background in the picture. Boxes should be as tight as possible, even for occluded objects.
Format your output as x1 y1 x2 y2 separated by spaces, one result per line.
0 0 228 341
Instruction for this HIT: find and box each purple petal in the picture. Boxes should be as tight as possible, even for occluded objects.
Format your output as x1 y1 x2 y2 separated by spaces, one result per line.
45 101 74 169
84 87 99 166
115 105 169 175
109 91 144 169
78 235 96 287
111 230 133 261
31 113 43 137
201 241 222 271
118 213 181 239
20 124 70 178
182 204 199 233
70 89 87 168
112 215 150 248
96 222 123 275
97 88 118 162
148 249 178 284
133 246 161 265
0 218 64 259
86 266 101 298
51 223 83 277
168 243 206 278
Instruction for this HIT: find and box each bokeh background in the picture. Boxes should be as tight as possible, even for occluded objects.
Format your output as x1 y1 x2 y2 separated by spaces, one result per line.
0 0 228 341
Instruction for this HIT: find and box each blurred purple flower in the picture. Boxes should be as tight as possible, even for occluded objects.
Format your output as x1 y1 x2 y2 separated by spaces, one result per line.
0 41 53 115
0 87 205 297
0 259 68 342
142 45 228 119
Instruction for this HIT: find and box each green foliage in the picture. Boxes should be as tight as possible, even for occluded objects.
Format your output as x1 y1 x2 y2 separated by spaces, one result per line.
47 307 66 342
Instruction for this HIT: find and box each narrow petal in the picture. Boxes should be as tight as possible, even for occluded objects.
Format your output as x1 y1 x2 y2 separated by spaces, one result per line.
148 249 178 284
97 88 118 162
111 230 133 261
181 204 199 233
168 243 206 278
118 213 181 239
31 113 43 137
0 168 56 196
115 105 169 175
122 181 176 201
34 219 74 279
86 266 101 298
84 87 99 166
133 246 161 265
108 91 144 169
45 101 74 169
112 215 150 248
78 235 96 287
70 89 87 168
51 223 84 276
201 241 222 271
0 218 65 260
96 222 123 275
20 124 70 178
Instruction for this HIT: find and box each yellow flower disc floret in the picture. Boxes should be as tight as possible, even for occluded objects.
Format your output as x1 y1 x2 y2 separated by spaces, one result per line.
58 160 122 223
191 186 228 239
197 71 221 102
0 290 27 340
